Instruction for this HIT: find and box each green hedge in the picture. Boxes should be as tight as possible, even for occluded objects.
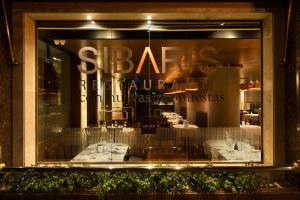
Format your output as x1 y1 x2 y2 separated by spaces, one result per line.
0 170 260 199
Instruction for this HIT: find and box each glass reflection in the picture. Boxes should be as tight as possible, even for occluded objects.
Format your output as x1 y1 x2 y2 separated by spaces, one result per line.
37 22 262 164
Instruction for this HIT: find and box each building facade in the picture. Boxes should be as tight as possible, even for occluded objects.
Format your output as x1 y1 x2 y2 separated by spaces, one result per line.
0 0 299 169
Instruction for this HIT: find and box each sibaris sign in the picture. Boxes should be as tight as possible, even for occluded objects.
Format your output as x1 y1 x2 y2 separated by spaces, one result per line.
77 46 218 75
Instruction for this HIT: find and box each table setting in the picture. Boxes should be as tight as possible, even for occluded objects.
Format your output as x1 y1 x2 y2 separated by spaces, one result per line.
204 139 261 162
71 141 129 162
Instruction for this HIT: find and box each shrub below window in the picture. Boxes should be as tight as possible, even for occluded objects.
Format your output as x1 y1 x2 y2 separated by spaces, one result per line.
0 170 260 199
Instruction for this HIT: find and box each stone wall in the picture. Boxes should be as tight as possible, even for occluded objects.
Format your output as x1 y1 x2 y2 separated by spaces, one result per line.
0 0 12 165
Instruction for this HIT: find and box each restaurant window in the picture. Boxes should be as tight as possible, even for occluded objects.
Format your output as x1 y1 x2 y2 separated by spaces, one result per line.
37 20 262 164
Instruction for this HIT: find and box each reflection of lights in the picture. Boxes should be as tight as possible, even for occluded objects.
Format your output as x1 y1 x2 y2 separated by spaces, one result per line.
91 21 95 24
224 31 237 38
297 69 299 91
212 30 237 39
185 81 199 91
174 165 182 170
220 23 225 26
147 16 152 30
223 31 237 38
86 16 92 20
81 24 101 29
146 165 155 170
60 40 66 45
54 40 66 46
54 40 60 45
52 57 62 62
164 83 187 94
109 166 114 170
185 88 198 91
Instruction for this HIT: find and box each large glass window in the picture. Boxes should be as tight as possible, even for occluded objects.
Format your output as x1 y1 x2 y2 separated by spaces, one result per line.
37 21 262 164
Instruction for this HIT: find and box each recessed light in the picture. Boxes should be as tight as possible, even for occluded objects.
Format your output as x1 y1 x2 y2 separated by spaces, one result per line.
147 16 152 20
86 16 92 20
54 40 60 45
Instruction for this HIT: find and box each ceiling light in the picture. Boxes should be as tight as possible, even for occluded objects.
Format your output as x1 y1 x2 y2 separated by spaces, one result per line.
54 40 66 46
54 40 60 45
220 23 225 26
147 16 152 20
86 16 92 20
59 40 66 45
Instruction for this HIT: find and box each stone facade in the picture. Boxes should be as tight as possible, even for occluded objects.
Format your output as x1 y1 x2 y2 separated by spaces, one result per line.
0 0 12 165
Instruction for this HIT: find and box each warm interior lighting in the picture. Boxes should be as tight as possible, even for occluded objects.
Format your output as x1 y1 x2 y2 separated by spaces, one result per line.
164 83 188 94
174 165 182 170
185 88 198 91
91 21 95 24
86 16 92 20
35 17 267 166
54 40 66 46
80 62 87 128
52 57 62 62
146 165 155 170
59 40 66 45
54 39 60 45
147 16 152 30
240 80 261 91
224 31 237 38
185 82 199 91
109 166 114 170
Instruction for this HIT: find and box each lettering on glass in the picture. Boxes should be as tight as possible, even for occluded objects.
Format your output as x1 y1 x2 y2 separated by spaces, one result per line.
77 46 218 75
135 47 160 74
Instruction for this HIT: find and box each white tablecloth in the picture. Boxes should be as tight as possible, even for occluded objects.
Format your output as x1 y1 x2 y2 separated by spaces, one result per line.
71 141 129 162
167 119 180 124
163 112 181 124
203 139 261 162
172 124 199 129
162 112 180 117
217 149 261 162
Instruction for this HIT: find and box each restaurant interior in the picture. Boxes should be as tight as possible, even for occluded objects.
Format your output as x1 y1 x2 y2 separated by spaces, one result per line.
37 20 262 163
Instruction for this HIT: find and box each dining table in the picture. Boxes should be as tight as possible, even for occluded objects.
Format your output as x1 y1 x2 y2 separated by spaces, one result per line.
71 141 129 162
203 139 261 162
